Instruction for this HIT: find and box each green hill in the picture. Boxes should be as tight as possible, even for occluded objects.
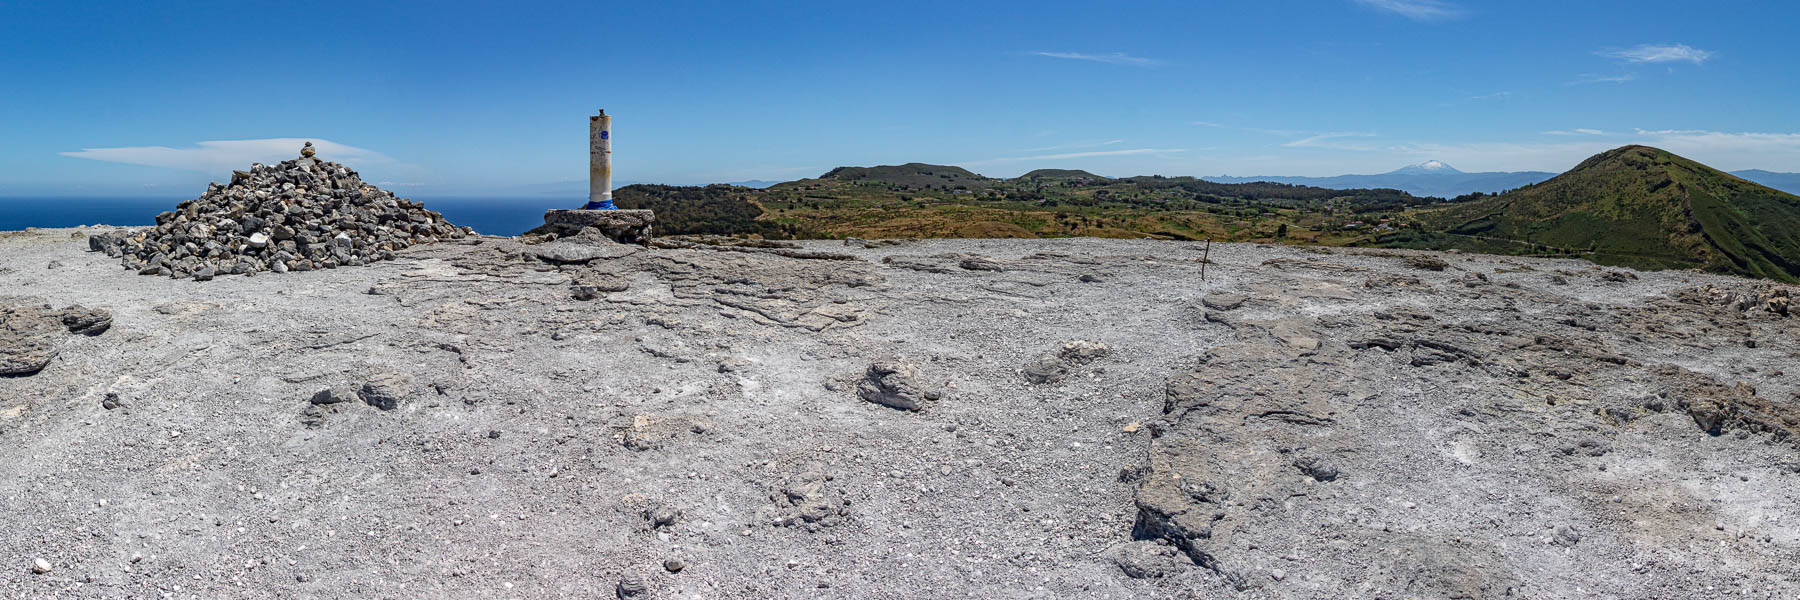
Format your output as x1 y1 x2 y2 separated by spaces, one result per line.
1016 169 1103 181
814 163 995 189
1417 145 1800 281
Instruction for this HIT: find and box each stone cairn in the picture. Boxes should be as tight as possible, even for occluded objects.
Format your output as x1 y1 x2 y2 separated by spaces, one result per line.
89 142 471 280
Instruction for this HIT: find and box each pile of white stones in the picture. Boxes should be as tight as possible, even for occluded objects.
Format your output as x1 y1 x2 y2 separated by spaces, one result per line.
89 142 470 280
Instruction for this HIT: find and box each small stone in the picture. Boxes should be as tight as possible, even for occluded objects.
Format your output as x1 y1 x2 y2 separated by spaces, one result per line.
1270 569 1286 581
646 505 680 528
358 370 414 411
1293 456 1339 482
30 558 51 574
663 558 686 573
101 393 125 410
616 571 648 598
1023 340 1109 384
309 385 356 405
487 430 501 439
1552 524 1581 546
856 359 934 411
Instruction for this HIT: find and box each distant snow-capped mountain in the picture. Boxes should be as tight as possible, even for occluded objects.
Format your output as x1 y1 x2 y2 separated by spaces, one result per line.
1205 161 1551 198
1387 160 1463 175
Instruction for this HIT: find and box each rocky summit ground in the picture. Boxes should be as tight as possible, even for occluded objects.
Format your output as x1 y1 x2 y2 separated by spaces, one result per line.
1 226 1797 599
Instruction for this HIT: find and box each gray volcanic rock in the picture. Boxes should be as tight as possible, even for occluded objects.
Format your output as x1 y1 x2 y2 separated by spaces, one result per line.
0 301 112 376
88 143 469 280
1023 339 1109 384
55 305 110 336
0 308 62 376
616 570 649 598
530 209 655 243
769 465 851 531
856 359 935 410
358 370 413 411
309 385 357 405
2 227 1799 598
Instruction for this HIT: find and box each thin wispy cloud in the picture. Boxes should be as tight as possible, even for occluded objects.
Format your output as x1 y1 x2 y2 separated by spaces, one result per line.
1196 123 1377 149
1032 51 1160 66
1570 73 1639 85
1467 91 1512 101
1544 129 1610 136
60 138 391 174
1598 43 1714 65
1352 0 1463 21
1633 128 1709 136
1284 132 1378 149
966 147 1187 166
1020 139 1125 153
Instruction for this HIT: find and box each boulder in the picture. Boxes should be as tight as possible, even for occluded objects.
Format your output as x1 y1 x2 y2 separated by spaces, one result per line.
1023 340 1110 384
358 370 414 411
56 306 112 336
0 302 113 376
856 359 936 411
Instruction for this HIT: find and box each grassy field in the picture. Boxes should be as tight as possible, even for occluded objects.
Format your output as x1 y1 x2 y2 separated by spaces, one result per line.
745 175 1406 245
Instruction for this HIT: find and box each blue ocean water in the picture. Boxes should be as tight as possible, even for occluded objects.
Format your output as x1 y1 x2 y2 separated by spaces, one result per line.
0 196 583 237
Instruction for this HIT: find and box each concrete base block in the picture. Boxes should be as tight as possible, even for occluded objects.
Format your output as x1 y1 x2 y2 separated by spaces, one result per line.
529 209 655 244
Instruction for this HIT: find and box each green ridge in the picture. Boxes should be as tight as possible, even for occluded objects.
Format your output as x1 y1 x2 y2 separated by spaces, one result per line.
1416 145 1800 281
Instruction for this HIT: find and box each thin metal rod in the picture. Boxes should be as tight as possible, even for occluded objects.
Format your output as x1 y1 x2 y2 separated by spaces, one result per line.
1201 238 1212 281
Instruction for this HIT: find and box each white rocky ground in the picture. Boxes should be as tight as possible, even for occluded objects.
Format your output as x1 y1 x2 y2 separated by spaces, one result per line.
1 226 1796 599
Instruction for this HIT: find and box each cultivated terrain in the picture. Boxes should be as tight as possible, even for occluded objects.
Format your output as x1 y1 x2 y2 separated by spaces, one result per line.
1 227 1798 599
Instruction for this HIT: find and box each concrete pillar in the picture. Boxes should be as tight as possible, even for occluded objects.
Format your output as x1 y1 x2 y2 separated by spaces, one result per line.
585 109 615 209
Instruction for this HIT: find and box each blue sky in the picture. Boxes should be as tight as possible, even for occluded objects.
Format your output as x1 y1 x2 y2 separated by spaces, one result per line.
3 0 1797 196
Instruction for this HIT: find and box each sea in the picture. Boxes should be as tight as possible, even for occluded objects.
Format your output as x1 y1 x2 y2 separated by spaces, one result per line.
0 196 582 237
